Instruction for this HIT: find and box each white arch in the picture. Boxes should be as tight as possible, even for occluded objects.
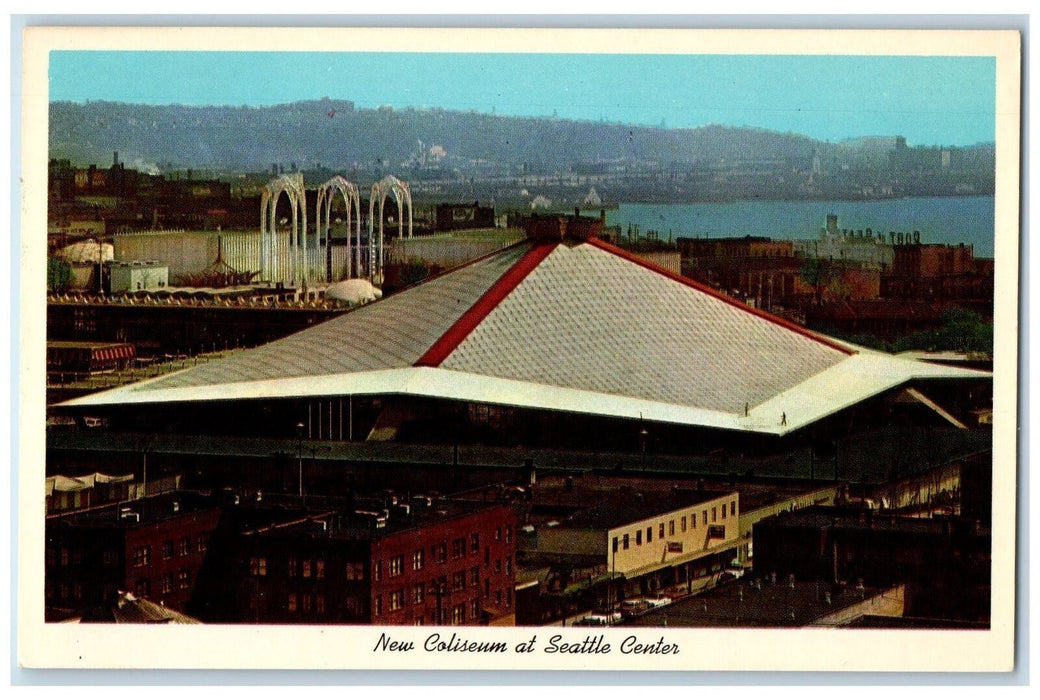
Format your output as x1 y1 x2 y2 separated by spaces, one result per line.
368 175 413 283
260 173 307 286
316 176 362 281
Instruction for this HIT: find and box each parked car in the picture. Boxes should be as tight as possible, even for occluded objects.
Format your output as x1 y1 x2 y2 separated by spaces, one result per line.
583 610 623 625
718 568 746 584
620 598 649 617
643 595 673 609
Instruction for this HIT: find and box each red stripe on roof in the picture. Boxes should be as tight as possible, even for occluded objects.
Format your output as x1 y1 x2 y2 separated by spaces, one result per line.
415 242 559 367
585 237 855 356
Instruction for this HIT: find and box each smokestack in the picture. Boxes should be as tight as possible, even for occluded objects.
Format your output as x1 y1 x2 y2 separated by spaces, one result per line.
113 151 119 167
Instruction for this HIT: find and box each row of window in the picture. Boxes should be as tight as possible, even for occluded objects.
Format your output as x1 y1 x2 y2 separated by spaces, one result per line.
133 569 193 599
611 501 737 553
160 535 208 561
254 555 513 587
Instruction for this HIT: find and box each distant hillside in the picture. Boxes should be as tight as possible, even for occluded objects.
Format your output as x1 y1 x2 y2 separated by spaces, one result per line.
48 98 910 173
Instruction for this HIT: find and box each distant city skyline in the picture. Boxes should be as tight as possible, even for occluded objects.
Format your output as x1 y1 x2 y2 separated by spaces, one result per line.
49 51 996 147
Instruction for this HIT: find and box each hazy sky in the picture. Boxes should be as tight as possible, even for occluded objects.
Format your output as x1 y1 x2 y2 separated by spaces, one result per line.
50 51 996 146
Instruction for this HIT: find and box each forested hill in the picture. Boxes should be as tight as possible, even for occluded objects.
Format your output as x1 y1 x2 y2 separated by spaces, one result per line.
50 98 994 180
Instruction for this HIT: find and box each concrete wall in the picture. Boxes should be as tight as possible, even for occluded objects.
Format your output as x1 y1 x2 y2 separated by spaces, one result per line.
608 493 739 576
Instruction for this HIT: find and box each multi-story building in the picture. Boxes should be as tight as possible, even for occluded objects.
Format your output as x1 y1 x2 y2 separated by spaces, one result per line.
752 506 990 622
45 491 223 621
231 496 518 626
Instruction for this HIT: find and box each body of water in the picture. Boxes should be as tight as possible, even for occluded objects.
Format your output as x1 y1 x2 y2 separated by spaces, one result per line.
603 196 995 258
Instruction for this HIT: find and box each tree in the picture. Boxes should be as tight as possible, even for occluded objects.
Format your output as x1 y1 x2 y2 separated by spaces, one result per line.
47 257 72 293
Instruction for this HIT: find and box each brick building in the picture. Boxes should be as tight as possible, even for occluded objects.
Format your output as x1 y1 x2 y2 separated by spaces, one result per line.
752 506 990 622
231 496 518 626
45 492 222 621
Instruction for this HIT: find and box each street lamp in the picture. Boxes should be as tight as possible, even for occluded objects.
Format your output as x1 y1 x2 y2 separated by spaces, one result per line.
640 427 649 472
295 422 305 499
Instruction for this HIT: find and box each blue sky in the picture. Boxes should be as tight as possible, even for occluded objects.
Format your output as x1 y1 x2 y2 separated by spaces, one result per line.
50 51 996 146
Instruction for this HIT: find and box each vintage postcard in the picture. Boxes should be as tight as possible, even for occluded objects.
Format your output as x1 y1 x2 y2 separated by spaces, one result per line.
17 25 1020 672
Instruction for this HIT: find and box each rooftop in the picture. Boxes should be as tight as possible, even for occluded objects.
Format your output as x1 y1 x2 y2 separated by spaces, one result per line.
626 578 898 628
63 235 988 436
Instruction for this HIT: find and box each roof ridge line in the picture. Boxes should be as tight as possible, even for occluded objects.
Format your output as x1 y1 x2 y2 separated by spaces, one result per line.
415 242 559 367
585 236 855 356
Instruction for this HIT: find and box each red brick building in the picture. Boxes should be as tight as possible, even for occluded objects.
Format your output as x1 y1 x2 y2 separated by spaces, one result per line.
45 492 222 621
235 496 518 626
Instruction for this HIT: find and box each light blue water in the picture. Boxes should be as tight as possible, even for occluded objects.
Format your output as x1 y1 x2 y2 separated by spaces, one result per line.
603 196 995 258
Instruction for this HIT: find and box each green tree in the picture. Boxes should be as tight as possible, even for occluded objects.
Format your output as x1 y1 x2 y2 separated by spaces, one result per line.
47 257 72 293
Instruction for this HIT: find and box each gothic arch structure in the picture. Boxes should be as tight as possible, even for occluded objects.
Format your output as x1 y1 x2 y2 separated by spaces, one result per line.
368 175 413 283
316 176 362 281
260 173 308 286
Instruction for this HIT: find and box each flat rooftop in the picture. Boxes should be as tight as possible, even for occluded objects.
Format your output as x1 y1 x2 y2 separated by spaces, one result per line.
508 472 837 522
625 578 894 628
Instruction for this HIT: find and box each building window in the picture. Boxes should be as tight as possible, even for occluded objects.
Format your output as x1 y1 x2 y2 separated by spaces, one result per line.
179 537 191 557
250 556 267 576
470 566 480 586
413 549 425 571
496 526 502 541
452 604 465 625
722 504 727 519
133 545 151 568
134 579 150 599
452 571 466 592
470 533 480 553
669 520 675 536
505 526 513 544
178 569 190 590
302 559 312 578
160 574 173 594
612 537 619 553
484 579 490 597
659 523 665 539
103 549 118 567
681 517 687 532
316 559 325 580
703 510 708 525
452 538 466 560
413 584 425 605
635 530 642 546
506 556 513 575
623 534 630 550
302 593 312 613
494 559 502 574
648 526 654 542
288 556 298 578
436 543 448 563
389 555 404 578
470 599 480 620
288 593 298 613
316 594 326 615
731 500 737 516
162 540 174 560
495 590 502 606
197 534 208 552
345 561 365 581
712 507 717 523
389 590 404 612
374 561 382 582
506 588 513 607
60 548 69 566
414 616 425 626
374 595 383 617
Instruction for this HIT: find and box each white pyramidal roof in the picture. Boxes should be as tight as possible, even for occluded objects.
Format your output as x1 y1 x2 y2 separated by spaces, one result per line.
63 238 989 435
